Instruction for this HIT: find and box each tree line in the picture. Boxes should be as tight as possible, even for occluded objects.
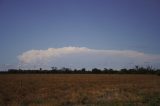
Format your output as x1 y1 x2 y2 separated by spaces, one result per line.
0 66 160 75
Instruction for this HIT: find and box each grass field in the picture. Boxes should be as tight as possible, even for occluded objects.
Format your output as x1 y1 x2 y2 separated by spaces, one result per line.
0 74 160 106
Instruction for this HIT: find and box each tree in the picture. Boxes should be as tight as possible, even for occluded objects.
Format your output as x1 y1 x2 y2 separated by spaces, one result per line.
92 68 101 73
81 68 86 72
51 67 57 71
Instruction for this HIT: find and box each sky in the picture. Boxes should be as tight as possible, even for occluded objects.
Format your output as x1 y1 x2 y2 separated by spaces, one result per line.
0 0 160 70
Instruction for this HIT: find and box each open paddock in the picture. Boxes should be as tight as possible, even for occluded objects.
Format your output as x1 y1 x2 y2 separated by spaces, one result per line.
0 74 160 106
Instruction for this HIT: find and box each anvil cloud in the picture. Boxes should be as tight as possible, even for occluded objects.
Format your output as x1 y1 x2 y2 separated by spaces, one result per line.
18 47 160 69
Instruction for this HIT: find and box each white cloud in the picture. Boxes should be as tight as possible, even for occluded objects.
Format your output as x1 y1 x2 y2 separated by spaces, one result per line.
18 47 91 63
18 47 160 69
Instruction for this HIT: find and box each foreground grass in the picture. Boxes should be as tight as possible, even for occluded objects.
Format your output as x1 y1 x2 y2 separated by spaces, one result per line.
0 74 160 106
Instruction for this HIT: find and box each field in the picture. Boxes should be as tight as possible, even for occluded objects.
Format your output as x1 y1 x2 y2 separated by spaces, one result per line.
0 74 160 106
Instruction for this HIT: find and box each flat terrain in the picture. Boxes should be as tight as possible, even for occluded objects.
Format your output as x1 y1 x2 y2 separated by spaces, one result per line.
0 74 160 106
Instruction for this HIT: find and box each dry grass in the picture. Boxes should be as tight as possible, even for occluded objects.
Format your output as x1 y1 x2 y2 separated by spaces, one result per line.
0 74 160 106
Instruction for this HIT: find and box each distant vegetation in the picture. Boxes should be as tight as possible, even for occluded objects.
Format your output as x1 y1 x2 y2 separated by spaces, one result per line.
0 65 160 75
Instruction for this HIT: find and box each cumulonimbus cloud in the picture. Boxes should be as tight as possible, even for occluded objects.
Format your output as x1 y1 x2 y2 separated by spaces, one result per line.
18 47 160 69
18 47 91 63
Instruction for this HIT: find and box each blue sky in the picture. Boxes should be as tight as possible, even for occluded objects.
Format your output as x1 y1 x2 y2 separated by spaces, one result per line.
0 0 160 69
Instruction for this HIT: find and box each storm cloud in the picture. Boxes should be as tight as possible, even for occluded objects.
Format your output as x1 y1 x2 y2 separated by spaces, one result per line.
18 47 160 69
